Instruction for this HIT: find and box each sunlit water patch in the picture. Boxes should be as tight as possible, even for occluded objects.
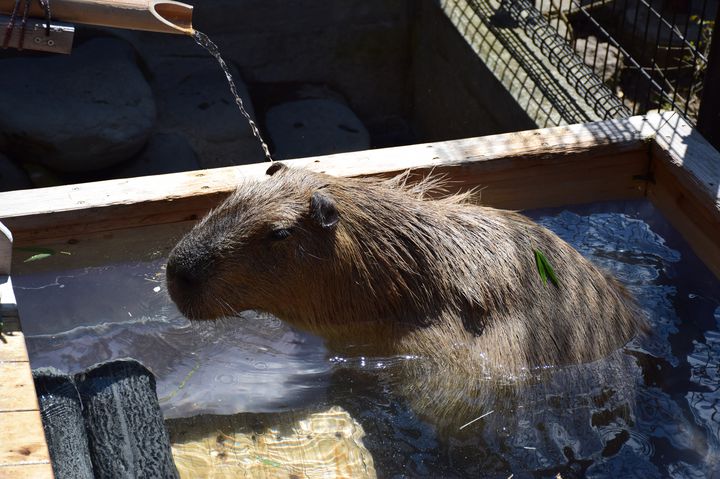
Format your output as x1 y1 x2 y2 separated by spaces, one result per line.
12 200 720 477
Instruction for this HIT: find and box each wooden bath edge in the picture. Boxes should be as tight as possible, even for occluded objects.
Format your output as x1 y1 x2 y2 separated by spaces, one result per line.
0 113 661 241
0 112 718 477
1 112 719 279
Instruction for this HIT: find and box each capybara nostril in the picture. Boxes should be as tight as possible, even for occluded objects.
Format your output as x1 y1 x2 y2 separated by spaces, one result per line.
165 249 213 301
166 260 196 292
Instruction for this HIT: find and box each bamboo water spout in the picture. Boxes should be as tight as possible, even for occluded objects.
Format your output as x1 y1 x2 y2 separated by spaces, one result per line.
0 0 194 35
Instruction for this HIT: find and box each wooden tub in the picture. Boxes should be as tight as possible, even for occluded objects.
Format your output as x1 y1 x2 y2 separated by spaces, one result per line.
0 111 718 477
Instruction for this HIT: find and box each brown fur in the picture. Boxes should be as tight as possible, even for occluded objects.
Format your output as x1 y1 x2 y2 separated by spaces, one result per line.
166 164 645 375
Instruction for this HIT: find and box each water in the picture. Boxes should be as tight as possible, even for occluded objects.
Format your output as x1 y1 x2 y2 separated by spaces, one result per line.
13 224 329 418
192 30 274 163
12 200 720 477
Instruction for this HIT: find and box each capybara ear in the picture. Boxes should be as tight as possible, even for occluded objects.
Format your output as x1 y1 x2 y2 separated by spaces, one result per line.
310 191 339 229
266 162 287 176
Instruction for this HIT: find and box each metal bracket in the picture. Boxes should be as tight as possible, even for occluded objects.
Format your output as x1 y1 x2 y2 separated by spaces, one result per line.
0 221 18 332
0 14 74 54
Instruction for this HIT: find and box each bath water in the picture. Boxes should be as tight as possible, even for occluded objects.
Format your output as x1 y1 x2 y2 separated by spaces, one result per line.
12 200 720 477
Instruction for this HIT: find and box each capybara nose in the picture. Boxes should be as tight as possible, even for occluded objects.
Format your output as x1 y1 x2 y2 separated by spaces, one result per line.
166 254 207 297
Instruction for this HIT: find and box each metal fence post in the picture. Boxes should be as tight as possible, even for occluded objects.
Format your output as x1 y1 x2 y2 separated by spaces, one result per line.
697 8 720 152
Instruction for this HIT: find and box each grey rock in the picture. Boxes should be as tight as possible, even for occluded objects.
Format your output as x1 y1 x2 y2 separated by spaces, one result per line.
112 133 200 179
155 60 256 142
0 38 156 172
266 99 370 160
0 153 32 192
151 57 267 168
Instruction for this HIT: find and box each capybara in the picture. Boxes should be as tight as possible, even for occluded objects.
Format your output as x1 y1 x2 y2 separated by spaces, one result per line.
166 163 645 374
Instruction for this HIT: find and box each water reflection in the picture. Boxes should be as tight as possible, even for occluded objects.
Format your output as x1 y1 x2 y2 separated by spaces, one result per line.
13 200 720 477
330 201 720 477
16 255 331 418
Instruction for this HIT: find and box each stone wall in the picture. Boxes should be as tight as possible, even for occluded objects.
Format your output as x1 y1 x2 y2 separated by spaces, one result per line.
410 0 537 142
0 0 567 191
192 0 414 132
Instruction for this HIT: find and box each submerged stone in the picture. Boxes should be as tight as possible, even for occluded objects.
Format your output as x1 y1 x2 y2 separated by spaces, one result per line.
0 38 156 172
168 406 376 478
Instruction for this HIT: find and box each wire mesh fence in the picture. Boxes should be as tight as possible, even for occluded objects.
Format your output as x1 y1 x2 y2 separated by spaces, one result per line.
530 0 718 125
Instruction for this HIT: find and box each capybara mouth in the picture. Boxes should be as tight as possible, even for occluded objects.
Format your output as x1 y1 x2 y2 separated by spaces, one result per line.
175 301 212 321
168 291 228 321
166 264 222 321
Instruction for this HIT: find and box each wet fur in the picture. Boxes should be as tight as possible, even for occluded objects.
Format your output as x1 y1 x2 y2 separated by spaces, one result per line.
167 165 645 375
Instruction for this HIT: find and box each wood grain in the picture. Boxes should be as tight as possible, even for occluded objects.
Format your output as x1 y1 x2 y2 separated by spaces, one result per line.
646 113 720 278
0 332 29 362
0 463 54 479
0 363 40 413
0 411 50 467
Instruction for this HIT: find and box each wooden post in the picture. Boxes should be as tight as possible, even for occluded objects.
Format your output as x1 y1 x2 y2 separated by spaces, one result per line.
697 7 720 152
0 0 194 35
0 221 18 330
0 222 10 276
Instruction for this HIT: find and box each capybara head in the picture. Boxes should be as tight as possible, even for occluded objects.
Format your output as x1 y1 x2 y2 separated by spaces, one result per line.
166 163 341 322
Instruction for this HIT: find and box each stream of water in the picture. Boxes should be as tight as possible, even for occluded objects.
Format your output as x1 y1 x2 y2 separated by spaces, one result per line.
192 30 274 163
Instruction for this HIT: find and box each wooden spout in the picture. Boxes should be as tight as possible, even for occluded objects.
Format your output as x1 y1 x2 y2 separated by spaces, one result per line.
0 0 193 35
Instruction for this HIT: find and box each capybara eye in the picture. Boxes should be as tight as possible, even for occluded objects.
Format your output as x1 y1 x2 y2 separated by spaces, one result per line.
269 228 293 241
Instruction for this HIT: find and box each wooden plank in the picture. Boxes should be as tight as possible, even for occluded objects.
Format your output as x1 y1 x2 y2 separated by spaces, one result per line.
0 116 653 245
650 160 720 278
0 363 40 413
0 332 29 362
0 463 54 479
645 112 720 279
421 150 646 210
0 410 50 467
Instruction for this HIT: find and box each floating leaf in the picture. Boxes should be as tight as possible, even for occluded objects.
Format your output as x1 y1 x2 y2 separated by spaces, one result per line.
15 247 71 262
534 249 559 287
24 253 53 263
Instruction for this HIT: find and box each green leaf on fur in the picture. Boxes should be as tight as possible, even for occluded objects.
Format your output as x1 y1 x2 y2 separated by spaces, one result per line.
534 249 559 287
